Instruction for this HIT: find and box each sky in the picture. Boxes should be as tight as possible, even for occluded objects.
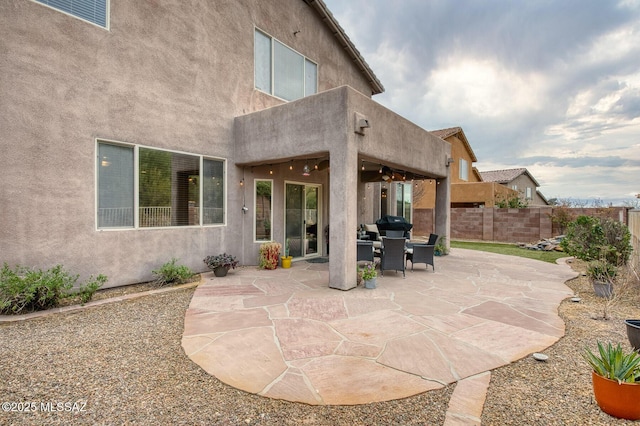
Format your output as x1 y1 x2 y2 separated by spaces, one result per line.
323 0 640 206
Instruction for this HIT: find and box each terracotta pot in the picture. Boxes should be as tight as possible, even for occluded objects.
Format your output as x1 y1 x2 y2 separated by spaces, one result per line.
625 320 640 351
213 266 229 277
591 372 640 420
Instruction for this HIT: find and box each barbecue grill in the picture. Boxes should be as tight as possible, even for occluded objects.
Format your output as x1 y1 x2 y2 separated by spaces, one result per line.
375 215 413 239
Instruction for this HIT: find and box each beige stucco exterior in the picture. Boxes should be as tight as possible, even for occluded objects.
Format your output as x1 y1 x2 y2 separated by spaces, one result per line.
0 0 450 290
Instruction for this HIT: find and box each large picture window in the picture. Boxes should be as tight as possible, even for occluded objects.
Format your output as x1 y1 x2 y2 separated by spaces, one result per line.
34 0 108 28
97 140 225 229
254 29 318 101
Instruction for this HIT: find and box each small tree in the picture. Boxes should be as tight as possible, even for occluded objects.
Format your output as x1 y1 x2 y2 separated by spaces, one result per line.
561 216 632 265
548 205 576 235
495 192 529 208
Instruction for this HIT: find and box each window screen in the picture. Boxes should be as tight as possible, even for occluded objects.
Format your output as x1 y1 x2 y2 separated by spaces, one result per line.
97 143 134 228
35 0 108 27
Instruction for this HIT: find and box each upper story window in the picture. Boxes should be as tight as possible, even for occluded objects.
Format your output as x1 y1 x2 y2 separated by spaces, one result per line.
97 140 225 229
255 29 317 101
34 0 108 28
459 158 469 181
525 187 533 200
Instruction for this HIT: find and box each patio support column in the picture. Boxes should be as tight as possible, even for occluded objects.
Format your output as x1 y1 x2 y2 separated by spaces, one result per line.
328 144 358 290
435 172 451 250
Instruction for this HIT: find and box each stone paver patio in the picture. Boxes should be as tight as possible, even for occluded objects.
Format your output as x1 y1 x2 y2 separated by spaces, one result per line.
182 248 577 406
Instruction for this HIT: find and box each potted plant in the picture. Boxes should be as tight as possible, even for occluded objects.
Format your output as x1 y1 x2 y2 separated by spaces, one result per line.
203 253 239 277
583 341 640 420
360 263 377 289
258 241 281 270
434 236 448 256
626 320 640 351
586 260 616 298
281 239 293 269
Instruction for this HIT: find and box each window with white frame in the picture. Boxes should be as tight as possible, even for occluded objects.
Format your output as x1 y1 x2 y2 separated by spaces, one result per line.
459 158 469 181
97 140 225 229
254 180 273 241
525 187 533 200
34 0 108 28
254 29 318 101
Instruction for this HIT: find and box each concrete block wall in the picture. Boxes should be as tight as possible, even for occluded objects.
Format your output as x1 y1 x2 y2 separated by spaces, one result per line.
412 208 435 238
450 208 484 240
447 206 630 244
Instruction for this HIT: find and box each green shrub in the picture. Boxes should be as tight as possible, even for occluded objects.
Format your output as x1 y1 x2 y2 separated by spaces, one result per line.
560 216 632 265
0 263 76 314
586 260 617 282
152 258 194 286
76 274 108 304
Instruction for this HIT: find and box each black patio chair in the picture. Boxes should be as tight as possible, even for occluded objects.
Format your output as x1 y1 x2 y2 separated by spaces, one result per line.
380 237 406 277
357 240 374 262
406 233 438 271
406 244 435 271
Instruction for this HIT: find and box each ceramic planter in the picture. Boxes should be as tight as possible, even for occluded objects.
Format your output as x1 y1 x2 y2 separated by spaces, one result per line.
625 320 640 351
591 372 640 420
281 256 293 269
364 278 377 289
213 266 229 277
592 280 613 298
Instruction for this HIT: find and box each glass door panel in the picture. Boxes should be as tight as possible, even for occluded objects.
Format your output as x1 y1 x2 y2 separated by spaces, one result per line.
305 186 318 255
285 184 304 258
285 183 321 258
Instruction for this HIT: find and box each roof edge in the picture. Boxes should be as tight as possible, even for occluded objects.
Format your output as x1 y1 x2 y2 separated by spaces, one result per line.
303 0 384 95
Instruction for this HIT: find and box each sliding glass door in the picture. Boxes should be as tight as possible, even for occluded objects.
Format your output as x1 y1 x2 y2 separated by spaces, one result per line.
285 182 321 258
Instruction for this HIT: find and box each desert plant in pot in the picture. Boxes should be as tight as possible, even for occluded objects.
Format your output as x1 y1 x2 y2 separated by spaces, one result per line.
586 260 616 298
360 263 377 289
203 253 239 277
626 320 640 352
281 239 293 269
583 341 640 420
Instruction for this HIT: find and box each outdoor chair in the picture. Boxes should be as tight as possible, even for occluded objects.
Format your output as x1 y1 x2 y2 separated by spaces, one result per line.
427 233 439 246
380 237 406 277
406 243 435 271
357 240 374 262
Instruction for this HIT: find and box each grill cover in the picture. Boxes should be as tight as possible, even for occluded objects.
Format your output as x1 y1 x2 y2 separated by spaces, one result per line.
375 215 413 234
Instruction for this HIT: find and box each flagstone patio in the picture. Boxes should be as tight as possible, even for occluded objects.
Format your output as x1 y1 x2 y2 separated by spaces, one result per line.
182 248 577 406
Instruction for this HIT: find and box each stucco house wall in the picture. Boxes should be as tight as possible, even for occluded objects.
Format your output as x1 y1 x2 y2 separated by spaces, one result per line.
0 0 381 287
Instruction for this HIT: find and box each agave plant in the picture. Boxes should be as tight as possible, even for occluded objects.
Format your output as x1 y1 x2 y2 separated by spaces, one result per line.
583 341 640 384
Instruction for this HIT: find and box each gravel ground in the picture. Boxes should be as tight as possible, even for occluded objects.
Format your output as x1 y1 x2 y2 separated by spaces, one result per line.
1 259 638 425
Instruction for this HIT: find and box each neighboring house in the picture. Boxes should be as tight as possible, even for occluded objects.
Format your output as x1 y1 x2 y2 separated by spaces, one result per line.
413 127 516 213
480 168 549 206
1 0 451 290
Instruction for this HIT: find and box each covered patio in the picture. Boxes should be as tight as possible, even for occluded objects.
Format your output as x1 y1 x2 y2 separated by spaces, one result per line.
182 248 577 405
235 85 451 290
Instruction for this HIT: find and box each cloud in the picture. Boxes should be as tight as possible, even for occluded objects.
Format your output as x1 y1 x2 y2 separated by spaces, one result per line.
323 0 640 203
